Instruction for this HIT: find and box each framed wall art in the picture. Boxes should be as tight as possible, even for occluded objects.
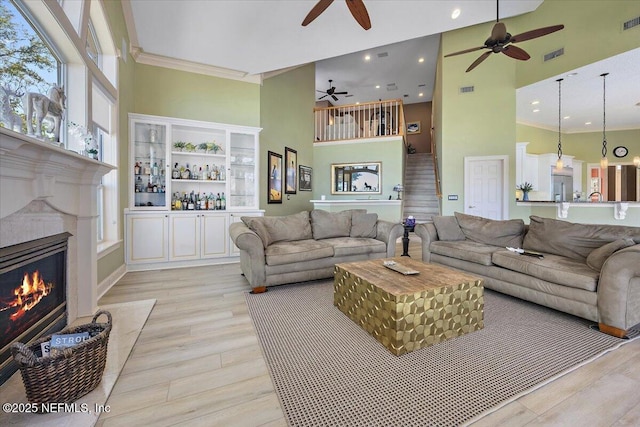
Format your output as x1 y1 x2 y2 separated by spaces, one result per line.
299 165 312 191
268 151 282 204
285 147 297 194
406 121 421 134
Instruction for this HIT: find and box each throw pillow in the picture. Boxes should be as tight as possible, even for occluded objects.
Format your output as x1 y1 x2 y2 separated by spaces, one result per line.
242 211 313 248
350 212 378 238
432 216 465 241
524 215 640 261
586 238 635 271
310 210 352 239
454 212 525 248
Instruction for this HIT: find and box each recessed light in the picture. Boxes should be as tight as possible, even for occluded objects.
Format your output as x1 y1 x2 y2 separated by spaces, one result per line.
418 57 425 63
531 100 540 105
356 102 360 105
364 55 371 61
451 8 461 19
375 85 380 89
419 93 424 97
563 116 570 120
533 109 540 113
585 121 592 125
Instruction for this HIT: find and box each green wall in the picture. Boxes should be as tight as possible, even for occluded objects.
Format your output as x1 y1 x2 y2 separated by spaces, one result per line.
133 64 260 126
437 0 640 221
260 64 316 216
313 138 405 203
96 0 135 284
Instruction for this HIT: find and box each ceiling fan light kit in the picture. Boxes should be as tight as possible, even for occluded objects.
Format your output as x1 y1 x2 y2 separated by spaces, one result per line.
555 78 564 172
445 0 564 72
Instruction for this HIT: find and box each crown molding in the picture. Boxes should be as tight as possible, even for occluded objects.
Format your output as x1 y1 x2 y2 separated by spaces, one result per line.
134 51 262 84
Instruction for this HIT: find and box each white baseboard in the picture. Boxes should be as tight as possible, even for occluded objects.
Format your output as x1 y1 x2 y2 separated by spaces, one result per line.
97 264 126 300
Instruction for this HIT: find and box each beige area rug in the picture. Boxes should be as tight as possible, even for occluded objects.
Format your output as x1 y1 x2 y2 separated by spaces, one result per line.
246 281 639 427
0 299 155 427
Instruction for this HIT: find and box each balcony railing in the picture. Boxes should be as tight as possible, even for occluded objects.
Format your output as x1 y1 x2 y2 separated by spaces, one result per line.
314 99 405 143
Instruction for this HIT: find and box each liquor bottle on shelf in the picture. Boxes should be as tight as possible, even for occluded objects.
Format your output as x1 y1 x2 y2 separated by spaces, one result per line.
135 176 142 192
172 163 180 179
134 162 141 175
216 193 222 210
192 164 198 180
221 192 226 210
182 164 191 180
208 193 215 210
199 193 206 210
144 162 151 175
182 193 188 210
200 167 206 180
187 192 195 210
205 165 210 181
152 162 159 176
220 167 226 181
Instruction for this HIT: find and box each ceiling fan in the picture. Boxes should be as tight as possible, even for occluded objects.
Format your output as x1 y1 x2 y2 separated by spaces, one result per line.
445 0 564 72
317 80 349 101
302 0 371 30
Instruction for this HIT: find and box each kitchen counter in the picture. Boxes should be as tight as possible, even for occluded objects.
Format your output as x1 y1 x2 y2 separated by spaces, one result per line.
516 200 639 220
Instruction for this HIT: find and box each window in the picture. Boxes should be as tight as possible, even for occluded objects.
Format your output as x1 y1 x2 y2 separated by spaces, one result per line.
4 0 121 256
0 0 61 138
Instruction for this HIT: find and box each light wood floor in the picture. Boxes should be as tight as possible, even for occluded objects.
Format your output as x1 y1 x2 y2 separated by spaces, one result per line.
97 237 640 426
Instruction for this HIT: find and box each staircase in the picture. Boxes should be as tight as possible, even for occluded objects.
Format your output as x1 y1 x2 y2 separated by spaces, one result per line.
402 153 440 223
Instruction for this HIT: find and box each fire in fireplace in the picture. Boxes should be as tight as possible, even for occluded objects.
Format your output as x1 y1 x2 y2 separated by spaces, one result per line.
0 232 70 385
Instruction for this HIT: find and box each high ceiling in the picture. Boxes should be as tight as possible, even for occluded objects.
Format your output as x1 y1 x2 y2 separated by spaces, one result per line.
125 1 639 130
516 48 640 133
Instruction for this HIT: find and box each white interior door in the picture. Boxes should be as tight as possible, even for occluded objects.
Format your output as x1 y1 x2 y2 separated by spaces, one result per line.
464 156 508 220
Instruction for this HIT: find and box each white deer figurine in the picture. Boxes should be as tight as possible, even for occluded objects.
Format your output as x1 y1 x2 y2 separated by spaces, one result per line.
0 85 24 133
23 85 66 142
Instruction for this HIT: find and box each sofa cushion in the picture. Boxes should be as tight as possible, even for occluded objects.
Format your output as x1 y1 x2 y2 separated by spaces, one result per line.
242 211 312 248
432 216 465 241
454 212 525 248
265 239 334 266
492 250 599 292
321 237 386 257
311 210 352 239
524 215 640 262
350 212 378 238
430 240 502 266
586 238 636 271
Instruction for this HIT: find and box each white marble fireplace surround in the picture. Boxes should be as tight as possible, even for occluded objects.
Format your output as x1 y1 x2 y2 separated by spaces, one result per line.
0 128 114 324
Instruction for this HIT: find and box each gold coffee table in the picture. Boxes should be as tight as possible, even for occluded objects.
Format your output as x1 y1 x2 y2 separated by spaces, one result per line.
334 258 484 356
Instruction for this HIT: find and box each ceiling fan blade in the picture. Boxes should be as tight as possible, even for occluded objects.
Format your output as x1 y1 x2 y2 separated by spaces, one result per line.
502 45 530 61
444 46 486 58
316 90 327 93
490 22 508 41
334 91 348 95
511 24 564 43
466 51 492 72
318 94 329 100
331 95 339 101
302 0 334 26
345 0 371 30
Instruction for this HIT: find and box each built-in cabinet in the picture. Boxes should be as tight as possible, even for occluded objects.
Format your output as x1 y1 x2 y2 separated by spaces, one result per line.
126 114 263 270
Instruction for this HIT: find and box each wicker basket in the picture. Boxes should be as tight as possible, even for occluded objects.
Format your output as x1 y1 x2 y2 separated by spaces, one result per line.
10 310 112 407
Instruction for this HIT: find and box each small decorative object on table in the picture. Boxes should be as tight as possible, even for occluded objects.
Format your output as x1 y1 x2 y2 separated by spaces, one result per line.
383 260 420 275
517 182 534 201
10 310 112 409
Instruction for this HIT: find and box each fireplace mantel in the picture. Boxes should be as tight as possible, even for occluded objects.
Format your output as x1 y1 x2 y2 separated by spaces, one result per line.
0 128 115 322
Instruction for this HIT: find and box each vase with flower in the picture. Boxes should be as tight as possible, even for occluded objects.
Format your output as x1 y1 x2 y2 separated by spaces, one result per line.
517 182 534 201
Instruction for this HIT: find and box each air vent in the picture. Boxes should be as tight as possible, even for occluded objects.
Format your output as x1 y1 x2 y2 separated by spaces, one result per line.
377 52 389 58
386 83 397 91
544 48 564 62
459 86 474 94
623 16 640 30
403 94 409 98
345 94 354 98
418 84 426 87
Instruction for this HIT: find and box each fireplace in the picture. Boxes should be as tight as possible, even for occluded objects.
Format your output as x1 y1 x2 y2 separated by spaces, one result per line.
0 232 71 385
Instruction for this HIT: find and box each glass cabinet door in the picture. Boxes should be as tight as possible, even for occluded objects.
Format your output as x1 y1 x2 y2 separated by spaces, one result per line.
229 132 257 209
132 121 168 209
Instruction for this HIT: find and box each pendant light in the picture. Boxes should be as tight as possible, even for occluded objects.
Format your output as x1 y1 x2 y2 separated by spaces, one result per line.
555 78 564 172
600 73 609 169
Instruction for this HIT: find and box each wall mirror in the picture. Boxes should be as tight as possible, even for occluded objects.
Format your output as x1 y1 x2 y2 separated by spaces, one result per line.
331 162 381 195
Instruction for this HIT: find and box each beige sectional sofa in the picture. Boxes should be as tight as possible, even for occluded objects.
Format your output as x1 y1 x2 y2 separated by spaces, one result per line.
415 213 640 338
230 210 403 293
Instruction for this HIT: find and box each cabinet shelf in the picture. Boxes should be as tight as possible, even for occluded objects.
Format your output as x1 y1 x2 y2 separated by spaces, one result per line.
171 179 226 184
171 151 226 158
